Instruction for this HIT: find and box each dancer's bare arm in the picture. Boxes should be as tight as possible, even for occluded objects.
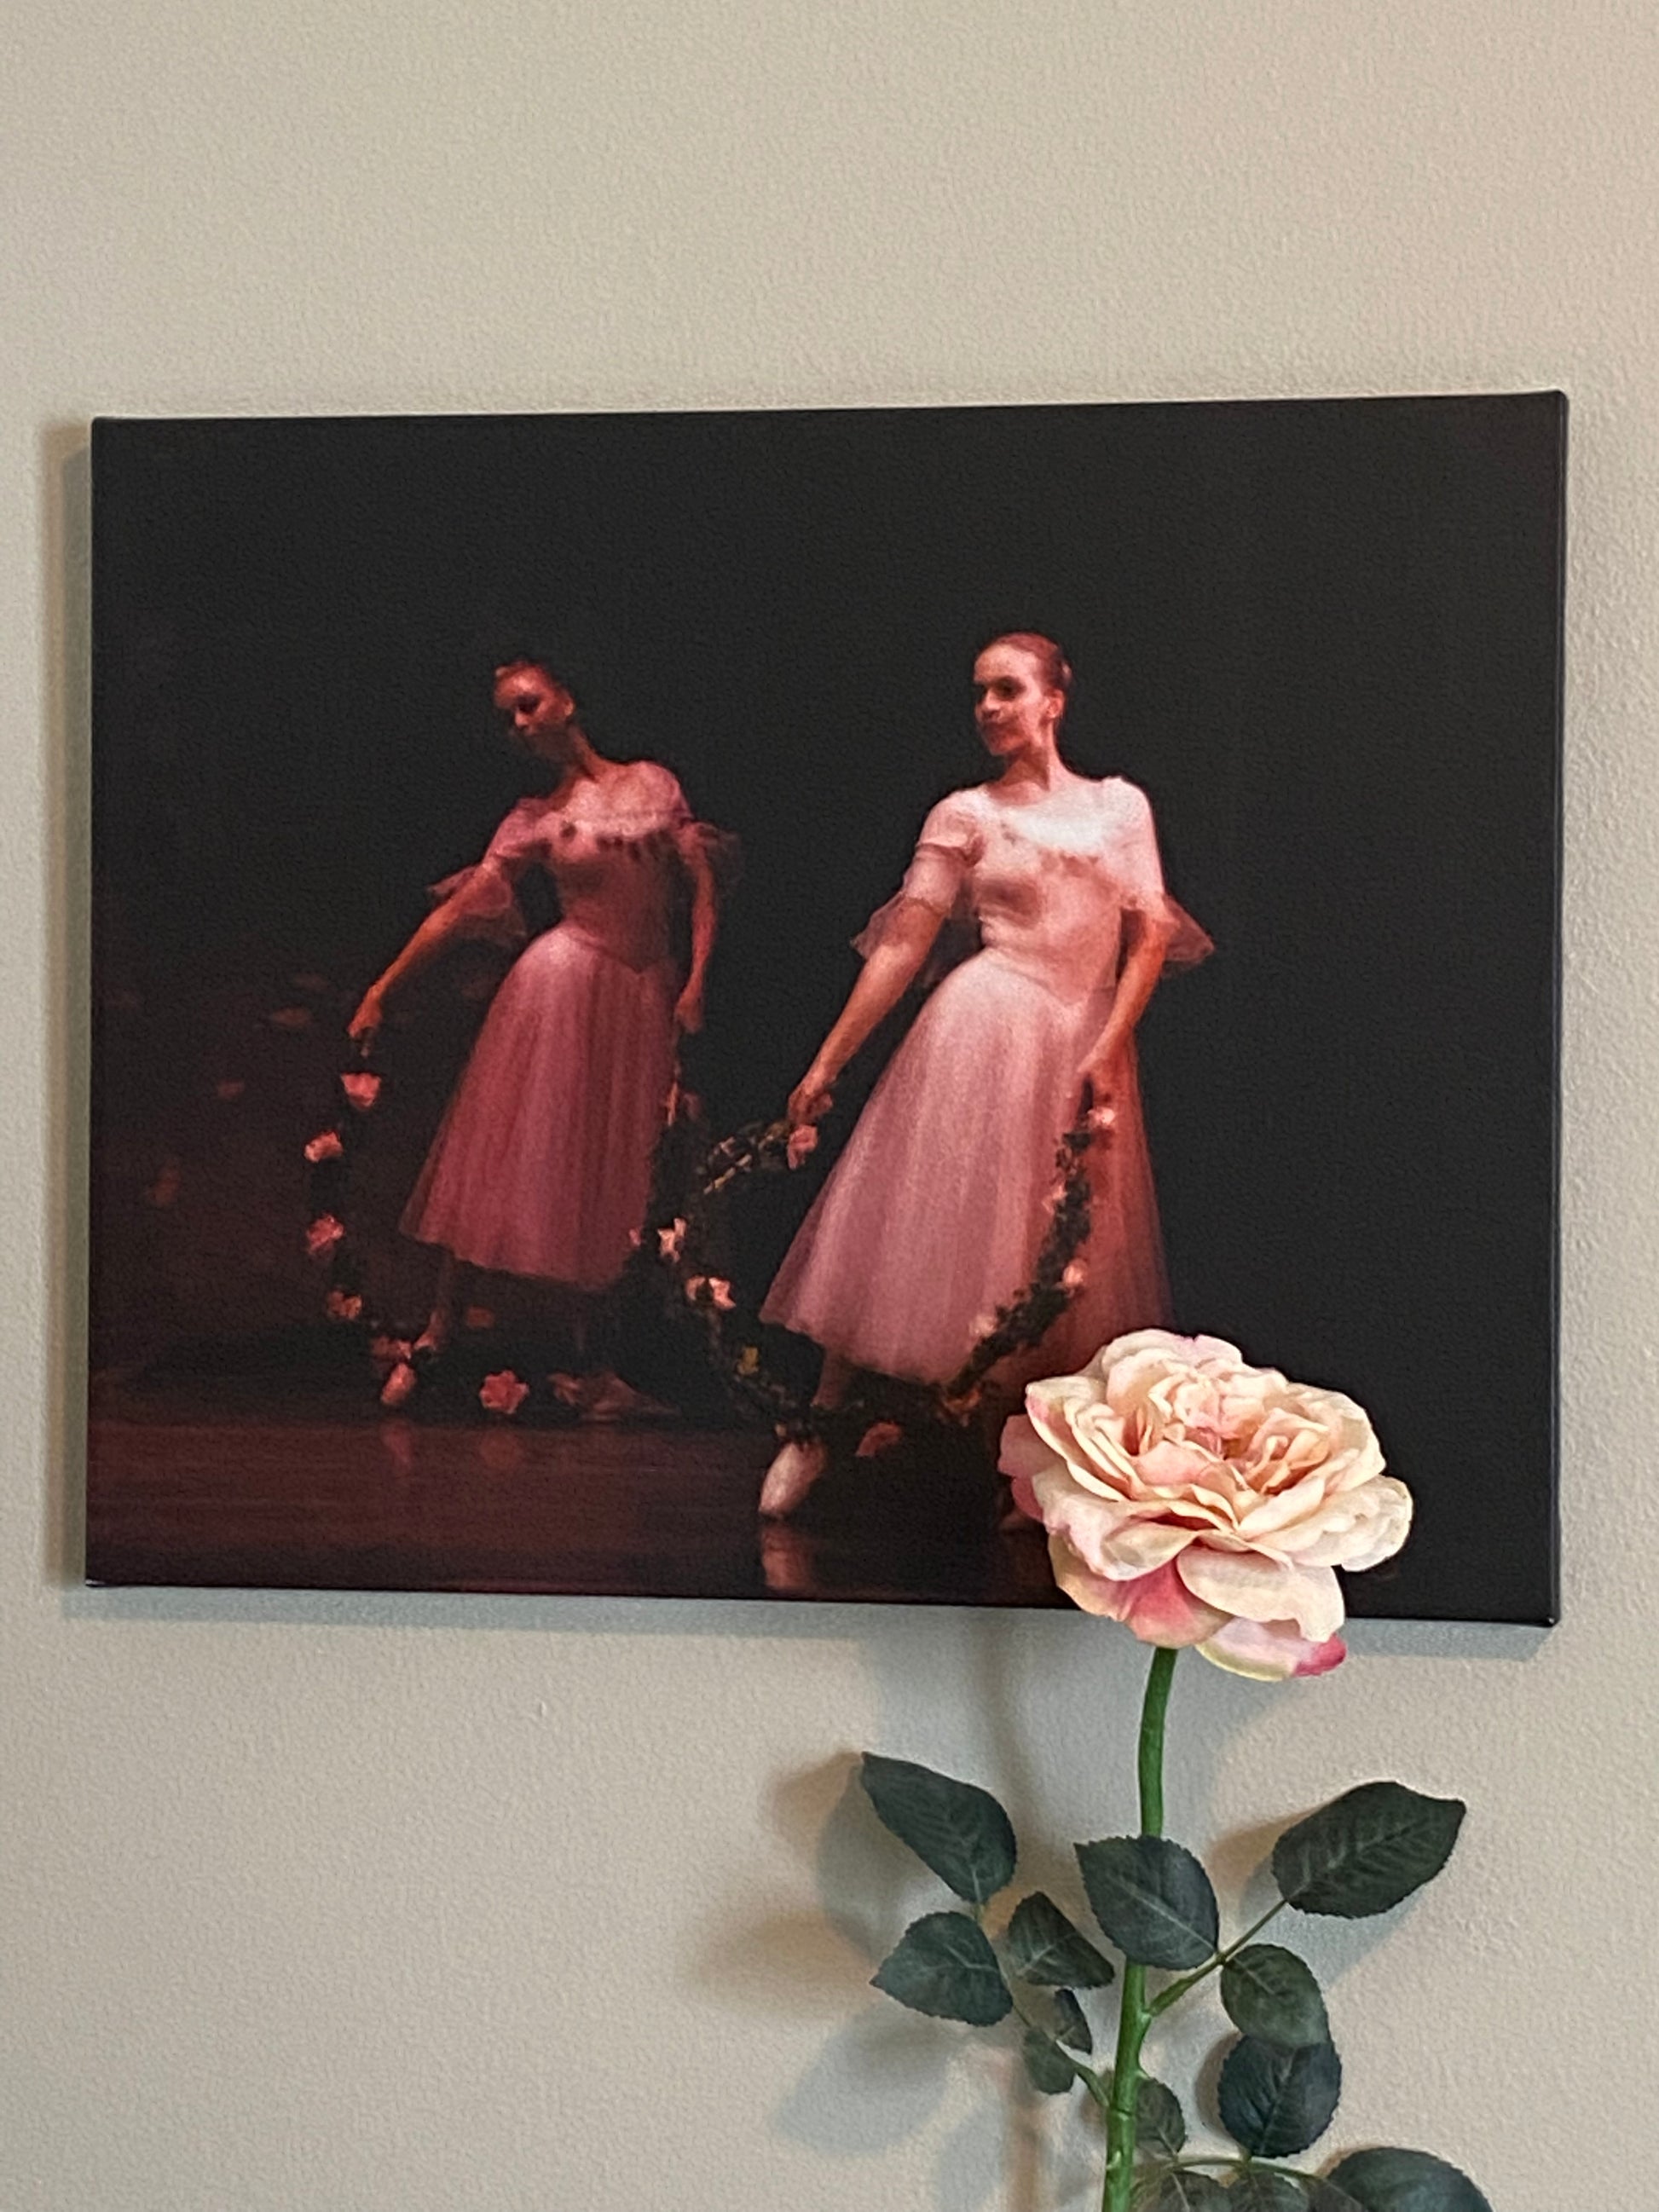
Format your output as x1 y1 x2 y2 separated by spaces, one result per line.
1077 908 1172 1100
674 837 719 1035
347 874 500 1048
787 898 944 1125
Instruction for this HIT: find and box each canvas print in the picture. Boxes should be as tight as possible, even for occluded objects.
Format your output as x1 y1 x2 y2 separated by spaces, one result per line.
85 395 1564 1618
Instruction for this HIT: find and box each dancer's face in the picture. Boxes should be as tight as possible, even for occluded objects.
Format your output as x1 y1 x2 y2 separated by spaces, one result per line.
973 643 1063 757
493 665 576 760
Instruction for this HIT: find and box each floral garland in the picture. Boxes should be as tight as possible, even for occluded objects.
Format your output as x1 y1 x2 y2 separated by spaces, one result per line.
299 1061 535 1415
303 1050 1109 1436
645 1091 1111 1455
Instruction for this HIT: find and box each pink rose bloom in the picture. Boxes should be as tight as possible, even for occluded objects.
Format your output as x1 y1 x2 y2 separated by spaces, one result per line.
304 1129 344 1164
369 1334 413 1375
708 1276 737 1312
305 1214 345 1262
478 1369 529 1418
786 1124 819 1169
658 1219 688 1260
324 1287 363 1323
340 1071 382 1112
999 1329 1412 1682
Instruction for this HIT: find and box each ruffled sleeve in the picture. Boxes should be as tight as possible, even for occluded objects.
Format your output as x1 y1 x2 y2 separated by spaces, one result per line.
637 763 740 886
425 800 544 947
1107 781 1211 970
853 792 982 959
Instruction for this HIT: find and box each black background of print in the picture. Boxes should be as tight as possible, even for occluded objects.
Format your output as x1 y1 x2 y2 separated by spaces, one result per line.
90 394 1564 1622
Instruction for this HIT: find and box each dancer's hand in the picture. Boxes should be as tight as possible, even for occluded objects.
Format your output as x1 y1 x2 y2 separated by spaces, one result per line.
788 1062 835 1127
673 979 705 1035
1078 1039 1126 1118
347 985 386 1052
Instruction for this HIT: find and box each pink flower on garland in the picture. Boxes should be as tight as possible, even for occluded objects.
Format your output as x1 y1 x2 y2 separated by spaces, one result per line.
324 1287 363 1323
479 1369 529 1418
658 1218 688 1260
708 1276 736 1312
1000 1330 1411 1682
304 1129 344 1164
379 1361 419 1412
856 1420 905 1459
340 1071 382 1112
786 1124 819 1169
305 1214 345 1262
370 1334 413 1375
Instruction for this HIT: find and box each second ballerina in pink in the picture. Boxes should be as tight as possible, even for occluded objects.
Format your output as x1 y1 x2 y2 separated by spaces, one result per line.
759 631 1209 1515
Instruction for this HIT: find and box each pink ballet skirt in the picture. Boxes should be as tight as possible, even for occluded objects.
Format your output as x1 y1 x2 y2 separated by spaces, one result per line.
400 760 706 1291
760 777 1208 1386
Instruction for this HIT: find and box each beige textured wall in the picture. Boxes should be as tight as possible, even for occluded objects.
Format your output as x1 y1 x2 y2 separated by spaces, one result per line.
4 4 1653 2206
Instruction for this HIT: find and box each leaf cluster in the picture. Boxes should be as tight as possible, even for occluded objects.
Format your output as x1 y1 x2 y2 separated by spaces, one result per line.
857 1755 1488 2211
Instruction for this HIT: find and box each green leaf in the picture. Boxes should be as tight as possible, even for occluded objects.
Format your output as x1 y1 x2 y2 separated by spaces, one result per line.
1220 1945 1330 2049
1076 1836 1219 1970
1006 1891 1116 1987
1134 2073 1186 2156
1051 1987 1093 2053
1131 2173 1230 2211
860 1753 1017 1904
1217 2035 1342 2158
870 1911 1013 2025
1228 2175 1310 2210
1020 2026 1079 2095
1272 1783 1465 1920
1327 2148 1494 2210
1304 2182 1370 2212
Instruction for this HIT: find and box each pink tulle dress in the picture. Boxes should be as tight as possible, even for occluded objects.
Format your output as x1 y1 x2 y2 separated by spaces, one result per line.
760 776 1206 1386
400 761 700 1291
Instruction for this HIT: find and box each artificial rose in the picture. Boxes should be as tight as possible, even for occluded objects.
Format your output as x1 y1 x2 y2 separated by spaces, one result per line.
340 1071 382 1112
303 1129 344 1164
999 1330 1411 1682
323 1287 363 1323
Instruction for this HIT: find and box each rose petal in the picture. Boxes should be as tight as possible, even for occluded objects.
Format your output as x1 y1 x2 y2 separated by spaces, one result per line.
1198 1616 1349 1681
997 1412 1066 1486
1028 1465 1199 1580
1176 1549 1344 1642
1049 1542 1230 1646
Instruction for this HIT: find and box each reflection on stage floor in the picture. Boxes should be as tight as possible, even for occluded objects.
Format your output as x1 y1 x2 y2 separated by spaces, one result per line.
86 1369 1066 1608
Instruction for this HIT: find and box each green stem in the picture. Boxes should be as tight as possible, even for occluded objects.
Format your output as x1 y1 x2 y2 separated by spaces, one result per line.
1102 1644 1179 2212
1147 1897 1288 2018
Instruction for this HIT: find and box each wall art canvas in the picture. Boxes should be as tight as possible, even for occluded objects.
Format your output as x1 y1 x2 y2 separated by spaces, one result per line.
84 393 1564 1619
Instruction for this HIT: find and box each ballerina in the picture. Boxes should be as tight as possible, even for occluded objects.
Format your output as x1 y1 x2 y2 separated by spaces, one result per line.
347 654 720 1413
758 631 1206 1513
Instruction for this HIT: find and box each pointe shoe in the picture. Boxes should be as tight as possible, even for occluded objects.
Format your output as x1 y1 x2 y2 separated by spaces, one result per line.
759 1436 830 1519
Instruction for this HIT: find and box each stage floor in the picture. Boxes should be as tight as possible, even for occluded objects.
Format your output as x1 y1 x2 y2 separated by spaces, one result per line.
86 1373 1063 1608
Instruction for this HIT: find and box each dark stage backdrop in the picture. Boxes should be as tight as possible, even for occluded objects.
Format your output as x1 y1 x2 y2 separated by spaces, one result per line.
90 395 1564 1621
